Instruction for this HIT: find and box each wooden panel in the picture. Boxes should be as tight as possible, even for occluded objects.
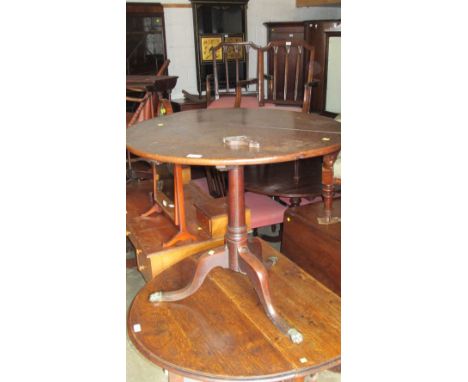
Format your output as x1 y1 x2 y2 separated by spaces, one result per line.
128 239 341 380
296 0 340 6
281 200 341 295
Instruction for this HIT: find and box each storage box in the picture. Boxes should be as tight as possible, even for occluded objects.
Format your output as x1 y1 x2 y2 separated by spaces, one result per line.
281 200 340 295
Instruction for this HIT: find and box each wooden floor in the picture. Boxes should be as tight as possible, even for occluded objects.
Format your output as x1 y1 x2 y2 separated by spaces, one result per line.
126 180 224 281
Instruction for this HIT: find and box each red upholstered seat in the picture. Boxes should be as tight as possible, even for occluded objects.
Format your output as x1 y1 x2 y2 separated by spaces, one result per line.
191 177 286 229
244 192 287 229
207 96 260 109
207 95 303 113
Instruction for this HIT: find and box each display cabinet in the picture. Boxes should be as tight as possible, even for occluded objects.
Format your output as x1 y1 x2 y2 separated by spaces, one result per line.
126 3 168 75
189 0 249 94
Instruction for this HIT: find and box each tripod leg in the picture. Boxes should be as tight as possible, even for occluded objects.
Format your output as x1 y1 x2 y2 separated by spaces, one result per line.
149 247 228 303
238 246 303 344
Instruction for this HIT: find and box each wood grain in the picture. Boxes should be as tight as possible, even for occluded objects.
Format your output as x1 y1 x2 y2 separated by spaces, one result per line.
126 108 341 166
282 200 341 295
128 239 341 381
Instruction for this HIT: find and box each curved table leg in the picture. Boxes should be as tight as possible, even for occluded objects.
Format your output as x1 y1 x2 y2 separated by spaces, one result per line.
140 203 162 217
148 247 229 302
238 245 303 344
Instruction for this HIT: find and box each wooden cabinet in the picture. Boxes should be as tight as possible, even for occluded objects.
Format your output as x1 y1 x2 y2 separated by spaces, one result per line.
264 20 340 113
281 200 341 295
126 3 168 75
190 0 249 95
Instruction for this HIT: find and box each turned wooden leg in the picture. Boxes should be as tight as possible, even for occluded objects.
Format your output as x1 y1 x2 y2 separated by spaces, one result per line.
319 151 340 224
148 247 228 303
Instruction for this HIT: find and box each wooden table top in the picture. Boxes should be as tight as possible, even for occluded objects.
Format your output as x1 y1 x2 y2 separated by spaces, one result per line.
128 238 341 381
126 75 178 92
126 108 341 166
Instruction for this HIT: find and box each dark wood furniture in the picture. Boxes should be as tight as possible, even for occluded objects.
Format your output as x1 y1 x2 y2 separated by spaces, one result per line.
281 200 341 295
126 74 178 182
189 0 249 95
261 40 318 110
126 74 197 248
126 3 168 75
205 41 261 107
264 20 341 113
127 108 340 342
126 74 178 96
128 239 341 381
171 97 207 112
127 180 224 281
244 157 323 207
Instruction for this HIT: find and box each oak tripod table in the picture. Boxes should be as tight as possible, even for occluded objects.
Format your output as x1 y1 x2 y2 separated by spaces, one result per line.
126 108 341 345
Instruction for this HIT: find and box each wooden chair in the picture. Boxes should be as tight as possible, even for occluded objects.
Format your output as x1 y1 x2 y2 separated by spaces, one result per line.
236 40 318 112
205 41 264 109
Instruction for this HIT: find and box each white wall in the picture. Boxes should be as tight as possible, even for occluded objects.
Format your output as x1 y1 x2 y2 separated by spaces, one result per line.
325 36 341 113
127 0 341 98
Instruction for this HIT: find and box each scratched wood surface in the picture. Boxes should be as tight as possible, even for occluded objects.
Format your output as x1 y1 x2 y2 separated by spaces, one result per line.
126 108 340 166
128 239 341 381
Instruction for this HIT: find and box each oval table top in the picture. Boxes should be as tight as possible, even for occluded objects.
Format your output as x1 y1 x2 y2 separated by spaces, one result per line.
127 238 341 381
126 108 341 166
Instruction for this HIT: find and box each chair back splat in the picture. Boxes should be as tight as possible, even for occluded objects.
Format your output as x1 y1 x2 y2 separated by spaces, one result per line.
205 41 262 108
262 40 317 112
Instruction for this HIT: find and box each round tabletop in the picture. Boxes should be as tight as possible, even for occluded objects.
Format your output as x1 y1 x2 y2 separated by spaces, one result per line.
126 108 341 167
127 240 341 381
